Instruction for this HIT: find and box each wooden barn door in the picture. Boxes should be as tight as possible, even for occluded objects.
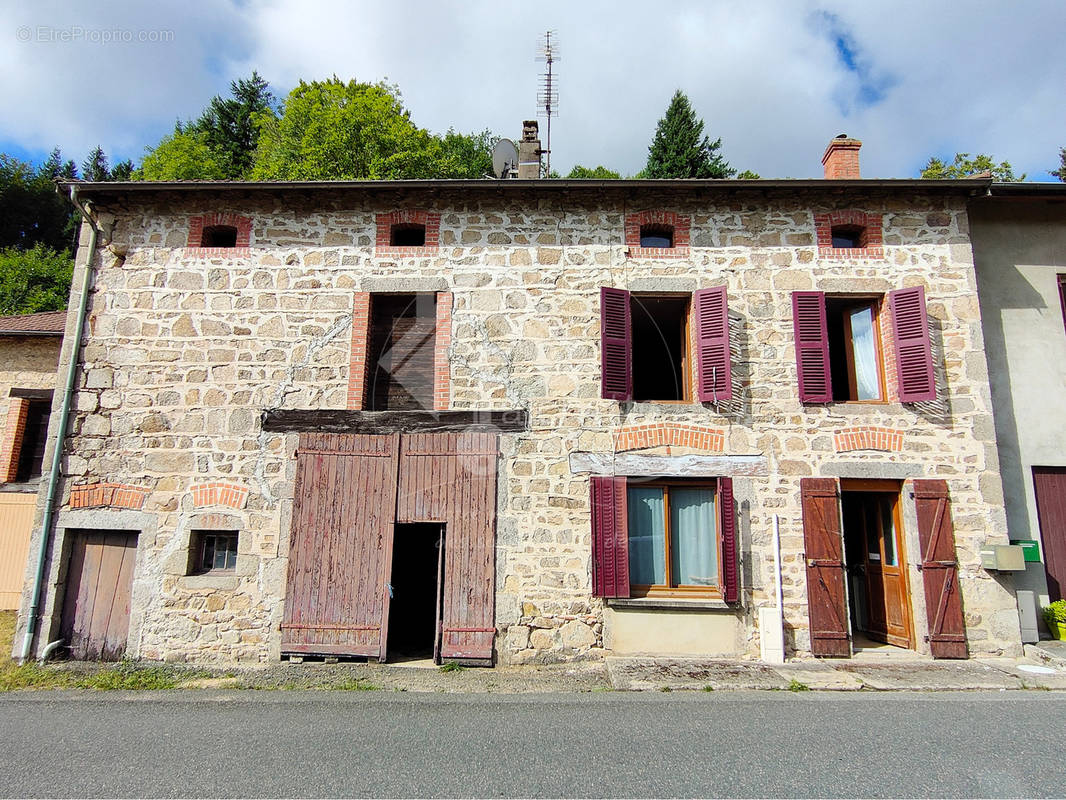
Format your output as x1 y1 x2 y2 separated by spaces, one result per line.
801 478 851 657
397 432 498 664
1033 467 1066 602
60 530 138 661
282 433 399 658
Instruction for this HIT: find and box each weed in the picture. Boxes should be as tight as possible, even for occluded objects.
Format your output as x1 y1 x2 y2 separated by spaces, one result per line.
702 685 714 692
659 686 672 692
787 678 810 692
438 661 464 673
76 665 183 690
0 663 74 691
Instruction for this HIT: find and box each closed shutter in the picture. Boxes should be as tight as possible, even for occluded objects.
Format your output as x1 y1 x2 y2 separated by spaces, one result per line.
800 477 850 656
913 479 967 658
694 286 733 401
590 476 629 598
792 291 831 403
889 286 936 402
718 477 738 603
600 287 632 401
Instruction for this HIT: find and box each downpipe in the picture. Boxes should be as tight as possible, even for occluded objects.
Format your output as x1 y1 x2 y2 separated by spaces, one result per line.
38 639 65 664
18 186 98 664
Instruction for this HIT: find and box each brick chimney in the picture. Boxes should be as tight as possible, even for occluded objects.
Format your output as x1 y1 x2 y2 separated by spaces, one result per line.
822 135 862 179
517 120 542 179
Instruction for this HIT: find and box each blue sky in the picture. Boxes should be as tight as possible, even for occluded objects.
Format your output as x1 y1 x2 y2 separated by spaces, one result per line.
2 0 1064 180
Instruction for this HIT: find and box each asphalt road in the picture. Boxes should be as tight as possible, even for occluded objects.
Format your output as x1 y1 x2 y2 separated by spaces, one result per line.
0 691 1063 798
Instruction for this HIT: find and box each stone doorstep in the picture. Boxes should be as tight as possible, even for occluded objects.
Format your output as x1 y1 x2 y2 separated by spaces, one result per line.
1023 640 1066 671
834 659 1025 691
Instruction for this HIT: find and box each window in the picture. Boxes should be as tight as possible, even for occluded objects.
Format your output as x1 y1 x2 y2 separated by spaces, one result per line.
189 531 238 574
590 476 738 601
639 224 674 249
624 211 690 258
201 225 238 248
367 294 437 410
815 211 883 259
0 395 52 483
601 287 731 403
793 287 935 403
831 224 865 249
390 223 426 247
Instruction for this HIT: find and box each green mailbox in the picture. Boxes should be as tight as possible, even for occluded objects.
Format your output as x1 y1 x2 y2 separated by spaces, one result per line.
1010 540 1042 563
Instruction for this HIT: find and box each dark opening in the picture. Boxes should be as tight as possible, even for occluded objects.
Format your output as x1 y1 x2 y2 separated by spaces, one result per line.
188 531 239 574
391 223 427 247
639 224 674 248
15 400 51 481
841 488 905 648
386 523 445 662
367 293 437 410
201 225 238 248
842 493 872 635
831 225 865 249
825 296 881 402
631 295 689 402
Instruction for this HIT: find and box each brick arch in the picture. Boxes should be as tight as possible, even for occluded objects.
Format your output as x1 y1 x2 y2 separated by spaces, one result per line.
624 210 691 258
186 213 252 254
814 210 884 259
833 426 904 453
375 209 441 256
69 482 150 510
190 482 249 510
614 423 724 453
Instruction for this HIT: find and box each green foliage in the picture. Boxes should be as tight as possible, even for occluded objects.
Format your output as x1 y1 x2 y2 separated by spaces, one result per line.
197 72 275 179
0 244 74 314
644 90 734 179
787 678 810 692
1051 147 1066 182
736 169 761 179
1043 599 1066 625
81 146 110 182
566 164 621 179
252 79 495 180
0 154 78 252
920 153 1025 181
0 660 214 691
109 160 134 181
136 127 226 181
438 661 464 673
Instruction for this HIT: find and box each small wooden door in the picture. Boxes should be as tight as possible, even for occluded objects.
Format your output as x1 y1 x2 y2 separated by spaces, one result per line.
60 530 138 661
801 478 850 657
1033 467 1066 602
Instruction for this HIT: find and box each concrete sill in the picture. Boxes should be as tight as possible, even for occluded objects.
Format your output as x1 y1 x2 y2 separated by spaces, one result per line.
608 597 735 612
180 573 239 591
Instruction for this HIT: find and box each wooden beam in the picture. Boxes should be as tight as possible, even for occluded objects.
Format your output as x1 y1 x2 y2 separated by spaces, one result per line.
569 451 769 477
262 408 528 434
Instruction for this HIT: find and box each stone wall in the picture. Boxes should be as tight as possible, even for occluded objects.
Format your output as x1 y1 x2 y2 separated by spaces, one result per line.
17 186 1022 663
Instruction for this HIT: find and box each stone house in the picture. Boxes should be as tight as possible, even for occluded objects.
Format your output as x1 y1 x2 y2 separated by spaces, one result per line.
0 311 64 610
13 136 1025 665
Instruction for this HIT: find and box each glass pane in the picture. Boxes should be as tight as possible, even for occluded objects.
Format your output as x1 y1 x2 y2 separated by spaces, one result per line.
670 488 717 586
627 487 666 585
212 537 228 570
880 497 898 566
849 306 880 400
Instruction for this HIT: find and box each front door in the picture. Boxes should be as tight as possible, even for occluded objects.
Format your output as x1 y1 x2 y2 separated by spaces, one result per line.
1033 467 1066 602
60 530 138 661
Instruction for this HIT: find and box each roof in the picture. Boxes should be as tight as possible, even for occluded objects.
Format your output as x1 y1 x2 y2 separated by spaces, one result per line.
0 310 67 337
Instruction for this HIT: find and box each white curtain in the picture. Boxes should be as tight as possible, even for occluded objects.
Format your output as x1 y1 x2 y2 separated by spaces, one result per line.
670 488 717 586
628 487 665 585
850 307 879 400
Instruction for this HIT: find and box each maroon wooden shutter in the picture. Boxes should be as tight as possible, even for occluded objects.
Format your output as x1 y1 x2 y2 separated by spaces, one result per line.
792 291 831 403
590 476 629 598
693 286 732 402
800 478 850 656
600 287 632 401
889 286 936 402
1033 467 1066 602
913 479 968 658
718 477 738 603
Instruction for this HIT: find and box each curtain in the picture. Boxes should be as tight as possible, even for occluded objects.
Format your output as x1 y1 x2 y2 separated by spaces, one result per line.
849 306 879 400
628 487 665 585
670 488 717 586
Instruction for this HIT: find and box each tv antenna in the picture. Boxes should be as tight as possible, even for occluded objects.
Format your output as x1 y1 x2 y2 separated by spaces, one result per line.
536 30 559 177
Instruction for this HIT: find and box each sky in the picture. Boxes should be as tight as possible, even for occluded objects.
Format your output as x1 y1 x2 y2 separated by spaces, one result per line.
1 0 1064 180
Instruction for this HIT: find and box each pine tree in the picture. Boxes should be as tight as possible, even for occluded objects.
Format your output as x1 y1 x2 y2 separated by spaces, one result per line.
81 146 110 182
197 71 275 179
1051 147 1066 182
644 90 734 179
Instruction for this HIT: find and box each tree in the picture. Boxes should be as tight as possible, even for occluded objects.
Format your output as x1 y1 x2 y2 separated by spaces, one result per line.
0 154 77 253
566 165 621 179
0 244 74 314
643 90 734 179
109 160 134 181
1051 147 1066 181
197 72 275 178
736 169 761 179
81 146 110 182
137 125 226 180
920 153 1024 181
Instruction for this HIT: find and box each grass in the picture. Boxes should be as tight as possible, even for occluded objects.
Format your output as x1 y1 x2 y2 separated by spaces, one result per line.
0 661 204 691
0 610 15 667
787 678 810 692
438 661 464 673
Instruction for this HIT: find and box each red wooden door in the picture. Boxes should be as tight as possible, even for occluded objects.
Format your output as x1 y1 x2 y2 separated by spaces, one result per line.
396 432 498 663
1033 467 1066 602
801 478 850 656
60 530 138 661
281 433 399 657
913 479 968 659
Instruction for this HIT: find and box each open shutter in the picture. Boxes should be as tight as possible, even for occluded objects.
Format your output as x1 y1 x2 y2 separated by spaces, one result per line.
792 291 831 403
718 477 738 603
600 287 632 401
889 286 936 402
800 478 850 656
694 286 732 402
913 479 967 658
590 476 629 598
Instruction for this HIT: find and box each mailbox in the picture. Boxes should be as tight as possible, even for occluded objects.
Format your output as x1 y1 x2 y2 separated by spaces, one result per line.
980 544 1026 572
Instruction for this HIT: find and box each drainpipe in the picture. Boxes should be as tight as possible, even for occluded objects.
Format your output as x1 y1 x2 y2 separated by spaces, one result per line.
19 186 98 663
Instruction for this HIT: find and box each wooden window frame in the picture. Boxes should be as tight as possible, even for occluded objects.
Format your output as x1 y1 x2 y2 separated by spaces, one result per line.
627 479 721 599
189 530 239 575
631 293 693 404
833 295 888 403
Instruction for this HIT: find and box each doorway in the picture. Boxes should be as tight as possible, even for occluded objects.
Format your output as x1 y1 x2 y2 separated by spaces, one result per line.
841 481 913 649
385 523 445 663
60 530 138 661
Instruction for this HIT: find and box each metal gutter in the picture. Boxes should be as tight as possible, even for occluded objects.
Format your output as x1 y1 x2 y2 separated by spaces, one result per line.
19 186 98 663
982 182 1066 197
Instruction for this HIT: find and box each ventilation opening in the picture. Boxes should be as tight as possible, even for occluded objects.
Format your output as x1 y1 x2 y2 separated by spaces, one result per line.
201 225 238 248
367 293 437 411
831 224 866 249
631 295 689 402
386 523 445 663
390 223 427 247
639 224 674 248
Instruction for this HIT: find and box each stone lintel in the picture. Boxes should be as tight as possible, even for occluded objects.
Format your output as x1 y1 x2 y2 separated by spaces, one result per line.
56 508 156 532
360 277 449 293
820 461 923 480
627 277 697 293
569 451 768 477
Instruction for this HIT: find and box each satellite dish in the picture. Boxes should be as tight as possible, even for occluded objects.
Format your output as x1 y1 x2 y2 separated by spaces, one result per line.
492 139 519 179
